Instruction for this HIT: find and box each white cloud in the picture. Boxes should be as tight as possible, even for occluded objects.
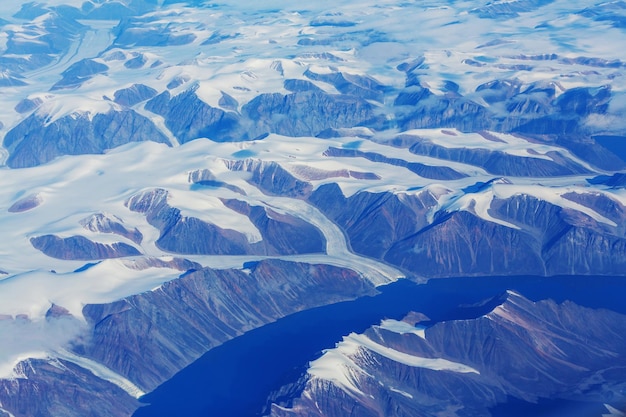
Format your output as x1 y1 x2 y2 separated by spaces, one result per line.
0 316 85 378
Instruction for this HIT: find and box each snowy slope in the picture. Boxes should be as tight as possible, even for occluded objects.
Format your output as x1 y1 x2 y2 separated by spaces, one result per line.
269 291 626 417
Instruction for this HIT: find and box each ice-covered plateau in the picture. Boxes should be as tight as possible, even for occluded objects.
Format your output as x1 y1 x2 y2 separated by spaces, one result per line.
0 0 625 416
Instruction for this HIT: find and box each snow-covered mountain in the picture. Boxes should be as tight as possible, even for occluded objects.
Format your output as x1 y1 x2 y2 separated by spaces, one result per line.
267 291 626 417
0 0 625 415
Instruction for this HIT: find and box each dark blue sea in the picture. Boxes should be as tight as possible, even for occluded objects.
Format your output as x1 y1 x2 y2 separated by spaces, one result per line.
134 275 626 417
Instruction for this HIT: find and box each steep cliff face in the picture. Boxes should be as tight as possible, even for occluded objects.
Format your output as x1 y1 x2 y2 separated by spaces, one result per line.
80 213 143 244
74 260 375 391
303 69 388 102
125 188 254 255
395 73 611 137
311 184 626 277
323 147 467 180
222 199 326 255
2 2 625 173
0 358 139 417
51 59 109 90
30 235 141 260
309 184 439 259
589 173 626 187
145 86 240 143
392 72 623 171
125 188 324 256
113 84 158 107
7 194 42 213
395 93 492 133
268 292 626 417
4 110 170 168
562 191 626 233
386 210 546 276
224 159 313 198
387 200 626 277
406 139 589 176
490 194 626 275
0 9 85 72
112 14 197 48
242 90 377 138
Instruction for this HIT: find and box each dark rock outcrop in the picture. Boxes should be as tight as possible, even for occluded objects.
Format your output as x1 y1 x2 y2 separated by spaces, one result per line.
75 260 375 390
386 194 626 277
113 84 157 107
405 137 589 177
394 85 492 133
124 53 147 69
562 191 626 233
51 59 108 90
45 304 72 319
4 109 170 168
224 159 313 198
145 86 240 142
166 74 190 90
475 79 523 104
1 10 85 73
323 146 467 180
222 199 325 255
31 235 141 260
14 97 44 114
303 69 388 102
8 194 42 212
113 17 196 48
0 358 139 417
311 184 626 277
284 79 324 93
392 68 620 170
125 188 253 255
125 188 324 255
242 90 376 138
218 91 238 110
309 184 439 259
386 209 544 276
470 0 555 19
80 213 143 244
588 172 626 187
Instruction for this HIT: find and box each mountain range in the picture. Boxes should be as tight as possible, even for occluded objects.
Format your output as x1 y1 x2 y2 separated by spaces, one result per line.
0 0 625 416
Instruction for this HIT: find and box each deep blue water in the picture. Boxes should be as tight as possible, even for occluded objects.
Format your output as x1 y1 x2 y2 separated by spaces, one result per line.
593 135 626 162
232 149 257 158
491 396 611 417
342 140 363 149
133 275 626 417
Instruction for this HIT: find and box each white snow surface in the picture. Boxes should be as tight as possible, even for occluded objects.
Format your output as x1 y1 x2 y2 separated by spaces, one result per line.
0 317 83 379
403 129 585 164
351 333 479 374
389 387 413 399
603 404 626 417
378 319 426 339
53 349 145 398
308 331 479 398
